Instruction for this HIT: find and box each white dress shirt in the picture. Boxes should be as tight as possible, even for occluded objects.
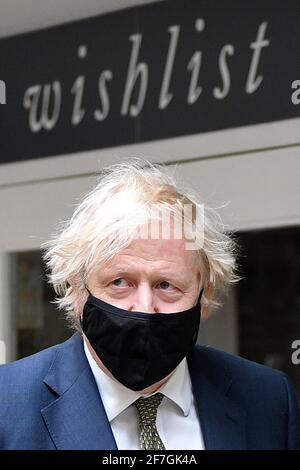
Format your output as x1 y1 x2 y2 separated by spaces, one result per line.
84 341 205 450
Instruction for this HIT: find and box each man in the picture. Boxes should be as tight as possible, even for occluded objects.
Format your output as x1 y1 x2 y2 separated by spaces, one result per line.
0 158 299 450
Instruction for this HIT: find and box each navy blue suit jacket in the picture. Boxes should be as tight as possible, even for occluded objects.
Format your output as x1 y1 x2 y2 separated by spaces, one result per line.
0 332 299 449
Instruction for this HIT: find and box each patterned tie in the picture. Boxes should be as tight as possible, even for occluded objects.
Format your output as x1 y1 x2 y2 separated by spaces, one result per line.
134 393 166 450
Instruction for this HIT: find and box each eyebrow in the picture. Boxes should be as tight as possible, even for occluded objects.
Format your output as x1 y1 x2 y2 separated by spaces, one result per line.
102 264 178 276
101 266 136 276
100 265 189 285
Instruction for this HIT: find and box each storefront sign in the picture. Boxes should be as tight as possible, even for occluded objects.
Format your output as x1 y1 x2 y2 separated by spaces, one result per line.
0 0 299 163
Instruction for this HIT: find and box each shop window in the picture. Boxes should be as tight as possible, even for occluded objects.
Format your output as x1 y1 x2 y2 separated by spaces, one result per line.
10 250 71 359
237 226 300 396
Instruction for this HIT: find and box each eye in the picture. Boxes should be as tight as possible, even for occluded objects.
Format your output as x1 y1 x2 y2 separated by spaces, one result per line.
158 280 176 291
111 278 129 287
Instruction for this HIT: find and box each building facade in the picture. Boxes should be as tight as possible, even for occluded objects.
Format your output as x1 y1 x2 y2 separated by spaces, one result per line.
0 0 299 393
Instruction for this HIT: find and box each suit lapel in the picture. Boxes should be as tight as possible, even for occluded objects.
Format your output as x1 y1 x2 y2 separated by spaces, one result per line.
41 334 246 449
188 346 247 450
41 333 117 450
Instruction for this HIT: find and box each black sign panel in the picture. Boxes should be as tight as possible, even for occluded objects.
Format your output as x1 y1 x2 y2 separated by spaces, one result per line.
0 0 300 164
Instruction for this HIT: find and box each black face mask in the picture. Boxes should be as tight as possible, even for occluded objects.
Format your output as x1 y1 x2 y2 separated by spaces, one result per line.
81 289 203 391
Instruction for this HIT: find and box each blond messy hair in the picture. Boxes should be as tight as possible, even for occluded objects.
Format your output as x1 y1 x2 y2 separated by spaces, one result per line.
42 157 239 330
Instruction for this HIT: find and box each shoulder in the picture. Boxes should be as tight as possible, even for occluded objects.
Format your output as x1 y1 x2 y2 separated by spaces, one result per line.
195 344 284 380
0 341 62 391
191 344 293 398
191 346 300 449
0 333 84 403
0 341 65 442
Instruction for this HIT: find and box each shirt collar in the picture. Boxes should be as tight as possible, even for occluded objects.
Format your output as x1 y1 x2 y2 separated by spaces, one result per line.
84 340 193 422
159 356 193 417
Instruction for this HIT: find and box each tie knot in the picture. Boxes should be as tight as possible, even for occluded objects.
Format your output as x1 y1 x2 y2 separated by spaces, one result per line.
134 393 164 425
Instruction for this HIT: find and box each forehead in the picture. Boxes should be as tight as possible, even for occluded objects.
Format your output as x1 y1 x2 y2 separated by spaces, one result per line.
103 238 198 271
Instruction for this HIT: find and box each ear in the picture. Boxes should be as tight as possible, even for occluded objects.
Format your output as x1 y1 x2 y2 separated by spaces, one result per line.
69 274 84 290
201 281 214 320
68 275 87 320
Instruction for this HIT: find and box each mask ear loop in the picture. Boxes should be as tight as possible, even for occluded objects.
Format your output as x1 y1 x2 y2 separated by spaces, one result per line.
80 286 93 328
85 286 92 296
191 288 204 345
197 287 204 305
